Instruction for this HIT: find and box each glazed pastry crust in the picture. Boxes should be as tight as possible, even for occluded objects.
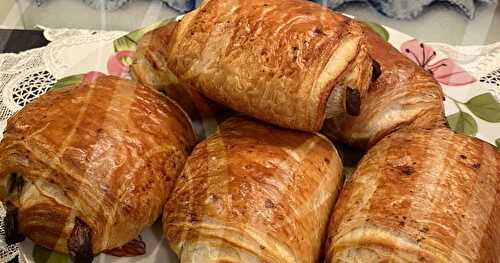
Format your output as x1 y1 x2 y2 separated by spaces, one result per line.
163 117 344 262
326 128 500 262
131 22 207 119
323 23 445 149
148 0 372 132
131 21 231 140
0 76 196 254
131 21 179 92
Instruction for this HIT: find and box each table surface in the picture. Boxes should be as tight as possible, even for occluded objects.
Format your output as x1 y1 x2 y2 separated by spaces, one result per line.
0 29 48 53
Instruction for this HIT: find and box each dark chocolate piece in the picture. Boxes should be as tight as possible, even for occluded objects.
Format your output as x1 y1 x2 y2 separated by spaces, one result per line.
7 174 24 195
346 87 361 116
7 255 19 263
372 59 381 81
68 218 93 263
4 205 25 245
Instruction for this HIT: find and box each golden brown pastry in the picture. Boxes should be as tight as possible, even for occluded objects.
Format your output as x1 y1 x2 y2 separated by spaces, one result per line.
132 0 374 132
0 76 196 262
323 24 445 149
131 21 233 139
131 22 207 119
163 116 343 262
131 21 178 92
326 128 500 262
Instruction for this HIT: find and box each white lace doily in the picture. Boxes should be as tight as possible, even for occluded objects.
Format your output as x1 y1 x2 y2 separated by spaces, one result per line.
37 25 123 42
0 203 19 262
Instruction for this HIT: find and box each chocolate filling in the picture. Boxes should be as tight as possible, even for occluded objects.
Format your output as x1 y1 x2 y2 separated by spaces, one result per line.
372 59 381 81
4 204 25 245
345 87 361 116
68 218 93 263
7 173 24 195
4 173 26 245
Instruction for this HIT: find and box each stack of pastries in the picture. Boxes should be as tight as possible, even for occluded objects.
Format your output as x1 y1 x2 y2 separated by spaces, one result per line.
0 0 498 262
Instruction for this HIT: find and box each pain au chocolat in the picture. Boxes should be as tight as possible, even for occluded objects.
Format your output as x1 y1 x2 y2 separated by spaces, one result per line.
163 117 344 262
0 76 195 262
326 128 500 262
132 0 374 132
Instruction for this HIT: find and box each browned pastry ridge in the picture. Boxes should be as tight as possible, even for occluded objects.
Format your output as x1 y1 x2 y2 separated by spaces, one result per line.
323 24 445 149
132 0 374 132
0 76 196 259
326 128 500 262
131 22 212 121
163 117 344 262
131 21 178 92
131 21 233 140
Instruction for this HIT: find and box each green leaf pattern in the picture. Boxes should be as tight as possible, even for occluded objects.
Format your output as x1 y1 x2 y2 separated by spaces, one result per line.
465 93 500 123
51 75 83 90
361 21 390 41
113 35 137 53
33 245 70 263
447 111 478 136
446 92 499 140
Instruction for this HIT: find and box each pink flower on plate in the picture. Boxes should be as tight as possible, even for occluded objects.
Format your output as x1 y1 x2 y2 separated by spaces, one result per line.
81 71 106 86
400 39 476 86
107 50 135 78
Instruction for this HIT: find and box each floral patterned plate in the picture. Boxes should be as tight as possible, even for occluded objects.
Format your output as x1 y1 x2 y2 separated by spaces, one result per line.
19 16 500 263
